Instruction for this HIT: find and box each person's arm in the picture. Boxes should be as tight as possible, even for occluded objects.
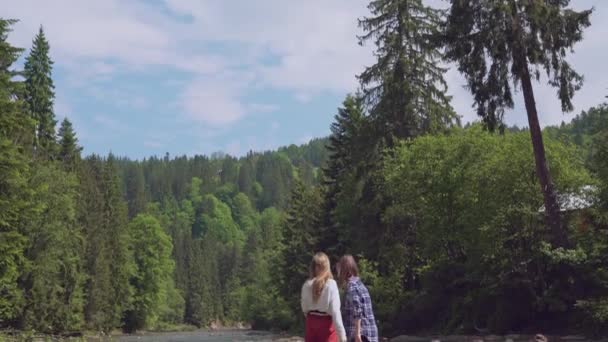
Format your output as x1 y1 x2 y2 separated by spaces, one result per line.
328 281 347 342
354 319 362 342
301 282 308 316
349 286 363 342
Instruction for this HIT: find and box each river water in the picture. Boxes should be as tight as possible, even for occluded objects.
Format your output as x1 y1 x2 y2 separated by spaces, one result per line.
109 330 295 342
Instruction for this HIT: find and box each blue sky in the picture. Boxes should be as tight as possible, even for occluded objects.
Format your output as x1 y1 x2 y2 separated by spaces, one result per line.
3 0 607 159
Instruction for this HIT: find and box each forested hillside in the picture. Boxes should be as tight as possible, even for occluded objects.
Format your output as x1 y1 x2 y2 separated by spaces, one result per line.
2 0 608 339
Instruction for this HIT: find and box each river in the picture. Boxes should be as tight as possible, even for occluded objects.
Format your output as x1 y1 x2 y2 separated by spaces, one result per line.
107 330 298 342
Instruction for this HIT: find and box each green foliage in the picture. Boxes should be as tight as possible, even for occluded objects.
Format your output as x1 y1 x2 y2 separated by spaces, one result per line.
82 156 132 332
123 214 176 331
57 118 82 172
22 163 85 332
0 18 33 326
2 5 608 339
201 194 244 245
256 152 294 210
442 0 592 130
124 163 147 218
382 127 593 334
358 0 458 142
441 0 592 250
281 179 321 324
0 231 27 325
24 26 57 159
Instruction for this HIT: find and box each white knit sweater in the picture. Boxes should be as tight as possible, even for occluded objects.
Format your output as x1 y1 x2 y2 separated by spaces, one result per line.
301 278 347 342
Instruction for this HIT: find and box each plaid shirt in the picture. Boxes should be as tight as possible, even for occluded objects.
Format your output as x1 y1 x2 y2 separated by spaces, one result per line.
343 277 378 342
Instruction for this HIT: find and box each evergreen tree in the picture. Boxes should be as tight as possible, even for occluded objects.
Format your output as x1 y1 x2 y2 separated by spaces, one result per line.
24 26 57 159
22 164 85 332
125 163 146 218
281 179 320 320
256 153 294 210
83 155 132 331
358 0 458 144
441 0 592 247
57 117 82 172
220 157 239 185
237 158 255 196
320 95 366 257
0 18 33 325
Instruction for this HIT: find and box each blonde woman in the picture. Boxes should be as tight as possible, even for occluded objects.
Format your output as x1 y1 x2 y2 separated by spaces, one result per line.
301 252 347 342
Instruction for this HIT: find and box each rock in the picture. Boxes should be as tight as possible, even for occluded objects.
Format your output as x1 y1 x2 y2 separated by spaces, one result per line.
560 336 586 341
390 335 430 342
273 337 304 342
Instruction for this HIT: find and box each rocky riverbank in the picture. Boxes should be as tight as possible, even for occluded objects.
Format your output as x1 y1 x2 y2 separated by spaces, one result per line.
389 335 590 342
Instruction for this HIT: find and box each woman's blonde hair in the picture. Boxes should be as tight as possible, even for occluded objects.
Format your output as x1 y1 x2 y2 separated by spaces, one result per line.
309 252 333 302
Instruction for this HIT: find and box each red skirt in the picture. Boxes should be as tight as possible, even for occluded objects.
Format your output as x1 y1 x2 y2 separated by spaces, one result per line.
305 313 337 342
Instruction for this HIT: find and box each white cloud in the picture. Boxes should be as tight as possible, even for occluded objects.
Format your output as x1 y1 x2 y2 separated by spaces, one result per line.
180 79 245 126
3 0 606 131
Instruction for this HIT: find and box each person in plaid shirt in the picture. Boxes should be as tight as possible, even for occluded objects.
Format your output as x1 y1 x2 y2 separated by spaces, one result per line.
337 255 378 342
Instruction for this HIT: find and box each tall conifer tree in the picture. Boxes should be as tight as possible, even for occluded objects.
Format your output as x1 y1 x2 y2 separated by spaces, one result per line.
441 0 592 247
24 27 57 159
57 117 82 172
0 18 33 325
358 0 458 144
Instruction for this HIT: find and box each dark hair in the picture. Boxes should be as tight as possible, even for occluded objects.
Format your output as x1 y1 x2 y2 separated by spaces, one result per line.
337 255 359 285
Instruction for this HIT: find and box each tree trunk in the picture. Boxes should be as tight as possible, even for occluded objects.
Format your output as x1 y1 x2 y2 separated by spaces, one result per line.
518 56 567 248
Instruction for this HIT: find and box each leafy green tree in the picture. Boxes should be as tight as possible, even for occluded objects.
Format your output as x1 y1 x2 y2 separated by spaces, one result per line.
123 214 176 331
24 26 57 159
231 192 258 233
358 0 458 144
57 118 82 172
201 194 243 245
382 126 591 334
441 0 593 247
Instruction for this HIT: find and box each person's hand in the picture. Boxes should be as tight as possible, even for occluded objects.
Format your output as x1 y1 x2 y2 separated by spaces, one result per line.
354 334 363 342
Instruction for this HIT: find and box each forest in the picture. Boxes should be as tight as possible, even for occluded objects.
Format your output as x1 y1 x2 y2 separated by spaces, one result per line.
1 0 608 339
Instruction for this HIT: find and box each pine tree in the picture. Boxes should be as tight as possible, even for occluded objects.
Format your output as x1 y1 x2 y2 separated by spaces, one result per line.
0 18 33 325
220 157 239 185
57 117 82 172
441 0 593 247
320 95 366 257
24 26 57 159
358 0 458 144
281 179 320 319
103 155 133 329
22 164 85 333
125 163 146 218
83 155 132 331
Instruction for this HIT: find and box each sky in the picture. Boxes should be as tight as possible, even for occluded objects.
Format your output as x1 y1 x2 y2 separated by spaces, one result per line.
2 0 607 159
